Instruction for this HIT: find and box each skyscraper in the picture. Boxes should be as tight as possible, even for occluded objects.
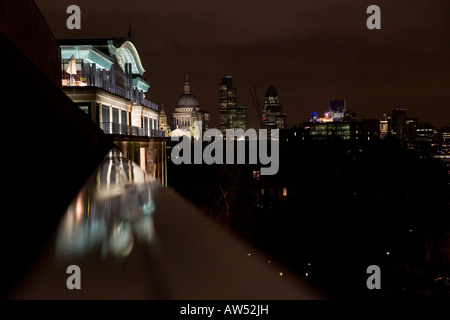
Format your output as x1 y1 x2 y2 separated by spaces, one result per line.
391 108 407 140
227 105 248 132
218 76 247 133
262 84 286 130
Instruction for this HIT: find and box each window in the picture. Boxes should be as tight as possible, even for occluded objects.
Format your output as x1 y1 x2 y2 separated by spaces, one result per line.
75 103 90 116
102 105 110 123
79 106 89 115
112 108 119 124
144 117 149 135
121 110 127 125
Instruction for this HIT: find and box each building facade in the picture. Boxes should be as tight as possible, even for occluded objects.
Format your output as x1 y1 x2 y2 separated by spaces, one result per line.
218 76 247 133
328 100 346 122
438 126 450 144
158 104 171 137
59 38 163 137
226 105 248 132
262 84 286 130
307 122 360 141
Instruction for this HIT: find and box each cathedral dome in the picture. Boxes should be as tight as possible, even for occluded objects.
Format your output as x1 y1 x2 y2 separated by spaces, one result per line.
176 93 200 108
175 74 200 109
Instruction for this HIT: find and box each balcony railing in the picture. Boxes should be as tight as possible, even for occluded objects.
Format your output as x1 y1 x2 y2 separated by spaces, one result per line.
62 74 158 112
9 148 323 299
62 74 131 100
100 122 165 138
141 98 158 111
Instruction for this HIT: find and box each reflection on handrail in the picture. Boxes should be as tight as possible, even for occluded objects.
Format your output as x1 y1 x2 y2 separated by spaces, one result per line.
56 148 156 259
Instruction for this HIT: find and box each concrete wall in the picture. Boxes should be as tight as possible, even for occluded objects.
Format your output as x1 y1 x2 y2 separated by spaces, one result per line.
0 29 111 298
0 0 61 87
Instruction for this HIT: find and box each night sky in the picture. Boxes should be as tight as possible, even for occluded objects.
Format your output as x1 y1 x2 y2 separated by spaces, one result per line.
35 0 450 129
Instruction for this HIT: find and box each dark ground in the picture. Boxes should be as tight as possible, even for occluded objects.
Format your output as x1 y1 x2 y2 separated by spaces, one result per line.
167 138 450 298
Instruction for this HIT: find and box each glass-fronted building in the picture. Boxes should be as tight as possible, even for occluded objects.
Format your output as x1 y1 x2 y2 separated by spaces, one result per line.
218 76 248 133
307 122 360 141
262 84 286 130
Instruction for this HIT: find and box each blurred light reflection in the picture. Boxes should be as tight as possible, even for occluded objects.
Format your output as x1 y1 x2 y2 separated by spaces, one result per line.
56 148 156 259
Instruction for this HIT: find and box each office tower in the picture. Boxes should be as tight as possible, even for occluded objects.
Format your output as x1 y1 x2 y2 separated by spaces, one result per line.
391 108 407 140
219 76 247 133
262 84 286 130
227 105 248 131
438 126 450 143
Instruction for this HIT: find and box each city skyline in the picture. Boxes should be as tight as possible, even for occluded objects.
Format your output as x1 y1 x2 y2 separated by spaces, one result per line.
2 0 449 300
35 0 450 129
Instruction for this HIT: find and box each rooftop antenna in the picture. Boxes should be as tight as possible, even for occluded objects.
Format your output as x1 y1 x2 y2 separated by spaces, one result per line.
128 24 133 41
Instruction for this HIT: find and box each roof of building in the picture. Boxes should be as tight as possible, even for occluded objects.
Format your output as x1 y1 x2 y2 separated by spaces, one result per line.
58 38 146 75
170 128 191 137
176 94 200 108
265 84 278 97
175 75 200 108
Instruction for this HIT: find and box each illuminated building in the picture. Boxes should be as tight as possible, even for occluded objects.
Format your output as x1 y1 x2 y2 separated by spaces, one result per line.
226 105 248 131
171 75 210 137
381 108 417 141
309 112 318 122
262 84 286 130
158 104 170 137
219 76 247 133
380 113 390 139
415 123 436 142
316 112 333 123
328 100 346 122
59 38 163 137
219 75 235 134
404 117 418 141
343 110 357 122
307 122 360 141
309 100 349 124
438 126 450 144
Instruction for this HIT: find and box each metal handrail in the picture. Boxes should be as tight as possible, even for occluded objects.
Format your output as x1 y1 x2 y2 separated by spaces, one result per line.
100 122 165 137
